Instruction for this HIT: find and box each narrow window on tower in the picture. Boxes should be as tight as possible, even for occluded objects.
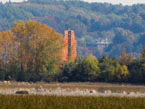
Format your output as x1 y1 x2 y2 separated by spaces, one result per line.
68 30 71 60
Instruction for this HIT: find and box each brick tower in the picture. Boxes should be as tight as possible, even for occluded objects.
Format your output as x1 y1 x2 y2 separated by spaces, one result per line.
62 29 77 61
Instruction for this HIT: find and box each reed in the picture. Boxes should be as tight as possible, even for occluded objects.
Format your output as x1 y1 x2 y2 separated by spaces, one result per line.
0 95 144 109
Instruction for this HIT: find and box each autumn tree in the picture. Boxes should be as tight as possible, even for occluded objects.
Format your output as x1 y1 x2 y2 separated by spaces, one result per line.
114 62 129 82
0 31 17 80
114 62 122 81
11 20 64 81
127 52 134 63
120 50 127 65
120 65 130 81
140 45 145 61
0 20 64 81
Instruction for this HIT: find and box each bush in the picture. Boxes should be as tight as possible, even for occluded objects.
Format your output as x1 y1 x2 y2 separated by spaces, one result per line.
15 90 29 94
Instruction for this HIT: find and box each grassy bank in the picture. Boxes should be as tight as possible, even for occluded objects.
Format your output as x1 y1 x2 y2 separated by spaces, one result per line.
0 95 145 109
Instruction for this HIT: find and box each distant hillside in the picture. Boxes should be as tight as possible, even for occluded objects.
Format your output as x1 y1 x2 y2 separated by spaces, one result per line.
0 0 145 58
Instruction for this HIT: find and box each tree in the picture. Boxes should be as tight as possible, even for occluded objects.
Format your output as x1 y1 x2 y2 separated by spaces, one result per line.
114 62 129 82
0 31 17 80
11 20 64 81
60 57 84 82
99 55 117 82
120 65 129 81
80 54 100 81
140 45 145 60
65 55 100 82
120 50 127 65
127 52 134 63
114 62 122 81
127 61 145 83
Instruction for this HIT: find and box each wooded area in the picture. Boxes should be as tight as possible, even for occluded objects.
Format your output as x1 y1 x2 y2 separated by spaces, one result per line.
0 20 144 83
0 0 145 57
0 0 145 83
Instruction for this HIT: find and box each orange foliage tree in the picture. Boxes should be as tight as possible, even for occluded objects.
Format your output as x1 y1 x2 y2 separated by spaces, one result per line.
12 20 64 75
0 20 64 80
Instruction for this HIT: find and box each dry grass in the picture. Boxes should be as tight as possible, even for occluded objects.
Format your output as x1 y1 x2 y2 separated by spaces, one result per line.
0 95 145 109
0 81 145 93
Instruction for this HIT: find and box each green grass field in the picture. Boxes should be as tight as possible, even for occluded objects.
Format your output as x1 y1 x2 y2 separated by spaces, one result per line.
0 95 145 109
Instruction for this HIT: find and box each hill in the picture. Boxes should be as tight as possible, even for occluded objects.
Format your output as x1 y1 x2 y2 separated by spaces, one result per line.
0 0 145 58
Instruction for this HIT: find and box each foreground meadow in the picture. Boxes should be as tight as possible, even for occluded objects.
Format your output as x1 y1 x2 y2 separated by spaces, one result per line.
0 95 145 109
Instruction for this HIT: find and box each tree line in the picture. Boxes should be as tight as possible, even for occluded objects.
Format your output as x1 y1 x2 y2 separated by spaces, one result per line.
0 20 145 84
59 49 145 84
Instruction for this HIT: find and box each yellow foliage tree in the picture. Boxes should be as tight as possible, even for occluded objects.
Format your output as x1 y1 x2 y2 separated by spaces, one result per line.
11 20 64 75
0 30 17 79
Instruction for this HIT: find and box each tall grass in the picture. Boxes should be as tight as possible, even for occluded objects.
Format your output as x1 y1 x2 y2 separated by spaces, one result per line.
0 95 144 109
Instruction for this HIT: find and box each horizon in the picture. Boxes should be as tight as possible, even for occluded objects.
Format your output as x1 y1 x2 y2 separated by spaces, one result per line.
0 0 145 6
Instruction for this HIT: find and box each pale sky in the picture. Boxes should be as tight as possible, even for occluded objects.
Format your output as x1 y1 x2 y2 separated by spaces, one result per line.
0 0 145 6
84 0 145 5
